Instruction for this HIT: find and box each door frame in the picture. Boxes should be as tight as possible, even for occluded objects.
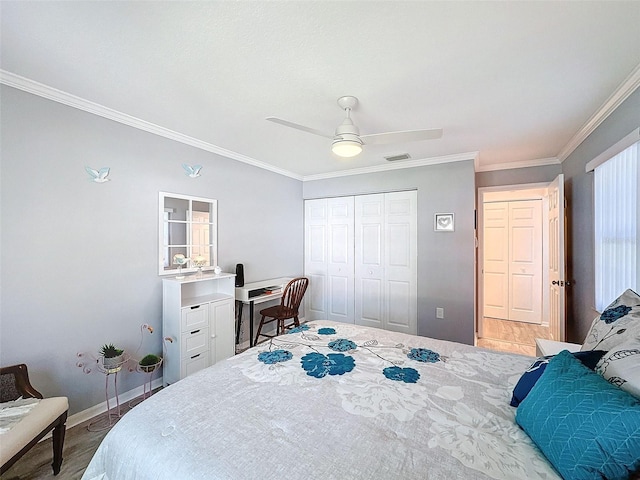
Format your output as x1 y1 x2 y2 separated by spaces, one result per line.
477 182 550 340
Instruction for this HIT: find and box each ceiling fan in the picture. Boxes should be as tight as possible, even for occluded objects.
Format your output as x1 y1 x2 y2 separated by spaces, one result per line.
266 96 443 158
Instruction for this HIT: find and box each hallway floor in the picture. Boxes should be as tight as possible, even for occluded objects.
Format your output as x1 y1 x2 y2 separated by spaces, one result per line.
476 317 553 357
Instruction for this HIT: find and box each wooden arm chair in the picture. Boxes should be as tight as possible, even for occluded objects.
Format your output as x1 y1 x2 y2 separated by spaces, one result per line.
0 364 68 476
254 277 309 345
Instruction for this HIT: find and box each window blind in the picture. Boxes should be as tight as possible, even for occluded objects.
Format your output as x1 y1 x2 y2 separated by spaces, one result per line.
594 140 639 311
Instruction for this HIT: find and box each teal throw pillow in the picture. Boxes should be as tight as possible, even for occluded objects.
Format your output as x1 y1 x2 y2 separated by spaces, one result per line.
516 350 640 480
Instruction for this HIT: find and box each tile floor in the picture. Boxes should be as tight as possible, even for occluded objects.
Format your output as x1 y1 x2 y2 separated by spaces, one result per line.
476 317 553 356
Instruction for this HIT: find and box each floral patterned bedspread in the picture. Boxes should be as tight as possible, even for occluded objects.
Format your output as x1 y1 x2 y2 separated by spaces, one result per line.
82 321 560 480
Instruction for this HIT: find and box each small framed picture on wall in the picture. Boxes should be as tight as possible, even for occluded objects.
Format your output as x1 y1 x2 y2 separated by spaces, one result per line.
434 213 454 232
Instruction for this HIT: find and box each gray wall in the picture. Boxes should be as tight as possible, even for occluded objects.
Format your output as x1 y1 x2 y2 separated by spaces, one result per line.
303 160 477 345
561 88 640 343
0 86 303 414
476 164 562 188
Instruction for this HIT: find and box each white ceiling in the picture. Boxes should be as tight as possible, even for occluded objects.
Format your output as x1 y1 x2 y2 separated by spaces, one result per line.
1 1 639 179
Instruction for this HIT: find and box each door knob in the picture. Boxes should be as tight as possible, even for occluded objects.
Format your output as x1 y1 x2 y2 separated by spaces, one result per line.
552 280 559 285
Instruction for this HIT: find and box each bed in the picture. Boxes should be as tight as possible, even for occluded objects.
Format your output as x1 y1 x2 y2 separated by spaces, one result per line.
81 320 638 480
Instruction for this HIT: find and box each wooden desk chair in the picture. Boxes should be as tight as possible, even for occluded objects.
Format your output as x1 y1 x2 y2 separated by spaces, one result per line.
254 277 309 345
0 364 68 476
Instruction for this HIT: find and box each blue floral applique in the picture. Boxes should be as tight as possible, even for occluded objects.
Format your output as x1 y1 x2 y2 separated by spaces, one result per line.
287 325 311 334
328 338 357 352
318 327 336 335
301 352 355 378
383 366 420 383
600 305 632 324
407 348 440 363
257 349 293 365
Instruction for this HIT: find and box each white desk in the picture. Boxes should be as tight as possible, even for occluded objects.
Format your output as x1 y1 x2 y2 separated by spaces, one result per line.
235 277 292 347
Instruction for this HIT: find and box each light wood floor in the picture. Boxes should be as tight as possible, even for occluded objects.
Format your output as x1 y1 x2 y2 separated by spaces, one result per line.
476 317 553 356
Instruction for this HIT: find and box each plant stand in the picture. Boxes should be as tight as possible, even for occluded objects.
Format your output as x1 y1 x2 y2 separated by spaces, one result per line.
128 359 163 408
87 356 128 432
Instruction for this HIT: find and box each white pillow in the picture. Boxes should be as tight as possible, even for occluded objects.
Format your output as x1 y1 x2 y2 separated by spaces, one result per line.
581 288 640 352
596 337 640 399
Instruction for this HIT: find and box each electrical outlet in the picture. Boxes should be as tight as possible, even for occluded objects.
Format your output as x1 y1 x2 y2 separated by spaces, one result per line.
436 307 444 319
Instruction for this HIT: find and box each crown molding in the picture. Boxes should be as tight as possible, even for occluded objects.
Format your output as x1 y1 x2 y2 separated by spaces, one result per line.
475 156 560 173
302 151 478 182
557 62 640 162
0 70 303 181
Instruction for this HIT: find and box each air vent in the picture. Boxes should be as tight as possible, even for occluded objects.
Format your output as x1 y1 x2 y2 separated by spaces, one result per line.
384 153 411 162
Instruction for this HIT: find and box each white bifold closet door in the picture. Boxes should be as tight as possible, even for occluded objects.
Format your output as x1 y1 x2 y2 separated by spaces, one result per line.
483 199 542 324
355 191 417 335
304 196 354 323
304 191 417 335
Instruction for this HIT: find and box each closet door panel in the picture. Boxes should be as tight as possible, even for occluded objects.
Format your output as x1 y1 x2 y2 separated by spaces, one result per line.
307 273 327 319
384 191 417 335
358 277 383 327
482 202 509 320
355 194 384 328
508 200 542 323
305 199 328 321
327 197 354 323
387 280 411 329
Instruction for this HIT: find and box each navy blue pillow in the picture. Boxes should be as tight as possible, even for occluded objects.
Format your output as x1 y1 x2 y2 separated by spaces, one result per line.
510 349 605 407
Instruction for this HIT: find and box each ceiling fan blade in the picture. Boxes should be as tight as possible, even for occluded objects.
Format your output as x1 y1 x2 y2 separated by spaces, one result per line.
360 128 443 146
266 117 334 139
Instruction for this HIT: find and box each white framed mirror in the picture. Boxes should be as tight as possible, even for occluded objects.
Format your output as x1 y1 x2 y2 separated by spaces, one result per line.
159 192 218 276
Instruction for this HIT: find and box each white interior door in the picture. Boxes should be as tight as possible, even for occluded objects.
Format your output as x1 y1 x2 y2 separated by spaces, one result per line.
327 197 355 323
355 194 385 329
508 200 543 323
384 191 417 335
548 174 566 341
483 202 509 319
191 211 211 262
304 199 328 321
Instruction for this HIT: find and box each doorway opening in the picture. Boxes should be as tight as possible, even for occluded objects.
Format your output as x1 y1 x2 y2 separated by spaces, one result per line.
476 176 566 355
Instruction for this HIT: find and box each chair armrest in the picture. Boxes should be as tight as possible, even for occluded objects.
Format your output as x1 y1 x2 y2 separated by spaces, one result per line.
0 364 43 399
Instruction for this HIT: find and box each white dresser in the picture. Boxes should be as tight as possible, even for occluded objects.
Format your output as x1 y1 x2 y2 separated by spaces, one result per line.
162 273 235 386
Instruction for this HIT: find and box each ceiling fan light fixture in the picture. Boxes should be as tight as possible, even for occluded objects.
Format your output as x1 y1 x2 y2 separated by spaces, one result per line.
332 137 363 158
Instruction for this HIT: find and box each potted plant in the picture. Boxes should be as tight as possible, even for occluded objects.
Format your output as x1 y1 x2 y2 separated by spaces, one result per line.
100 343 125 368
139 354 162 373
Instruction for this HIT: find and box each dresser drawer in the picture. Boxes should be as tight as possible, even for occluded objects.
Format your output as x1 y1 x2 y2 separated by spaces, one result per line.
181 327 209 357
181 352 208 378
181 304 208 331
